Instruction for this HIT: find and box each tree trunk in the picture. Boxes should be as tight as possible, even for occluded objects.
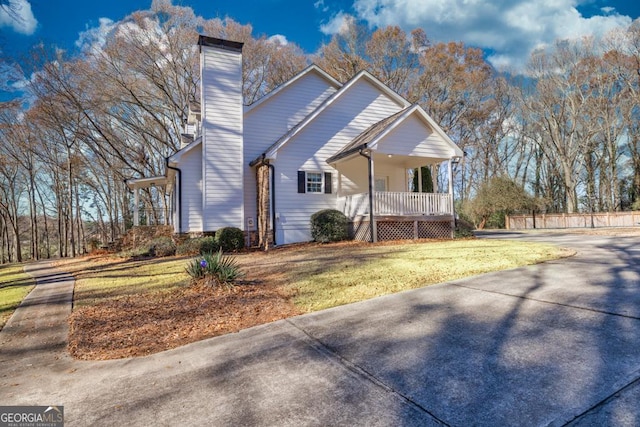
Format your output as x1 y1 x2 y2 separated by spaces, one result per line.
67 149 76 257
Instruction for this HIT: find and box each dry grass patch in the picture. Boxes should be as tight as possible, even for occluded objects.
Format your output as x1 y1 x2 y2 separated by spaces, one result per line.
281 239 571 311
55 255 191 307
0 264 35 330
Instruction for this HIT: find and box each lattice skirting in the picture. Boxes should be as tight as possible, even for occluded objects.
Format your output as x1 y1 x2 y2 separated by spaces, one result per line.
350 219 452 241
349 220 372 242
417 221 451 239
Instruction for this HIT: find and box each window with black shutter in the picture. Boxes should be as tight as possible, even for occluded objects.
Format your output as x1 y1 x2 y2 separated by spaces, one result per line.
298 171 332 194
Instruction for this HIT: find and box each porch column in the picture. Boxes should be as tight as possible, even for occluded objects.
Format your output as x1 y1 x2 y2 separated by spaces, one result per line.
368 153 377 243
418 167 422 193
448 159 455 237
448 159 454 212
133 187 140 226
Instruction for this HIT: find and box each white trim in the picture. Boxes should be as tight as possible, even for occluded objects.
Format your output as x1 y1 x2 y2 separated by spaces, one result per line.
306 171 324 194
167 137 202 165
126 176 168 190
367 105 463 157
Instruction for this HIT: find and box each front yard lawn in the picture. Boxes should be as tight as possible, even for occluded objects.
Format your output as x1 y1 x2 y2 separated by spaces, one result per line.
56 238 571 359
0 264 36 330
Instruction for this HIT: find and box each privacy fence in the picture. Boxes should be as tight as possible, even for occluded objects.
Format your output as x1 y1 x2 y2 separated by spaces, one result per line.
506 211 640 230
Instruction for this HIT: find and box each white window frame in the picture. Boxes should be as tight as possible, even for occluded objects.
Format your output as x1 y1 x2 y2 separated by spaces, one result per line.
374 176 388 192
306 171 323 194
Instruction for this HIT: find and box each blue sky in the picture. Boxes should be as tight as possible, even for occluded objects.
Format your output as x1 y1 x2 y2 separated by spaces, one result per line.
1 0 639 94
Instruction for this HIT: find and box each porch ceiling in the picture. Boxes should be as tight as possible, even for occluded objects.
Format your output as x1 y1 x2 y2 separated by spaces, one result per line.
372 152 446 169
329 150 445 170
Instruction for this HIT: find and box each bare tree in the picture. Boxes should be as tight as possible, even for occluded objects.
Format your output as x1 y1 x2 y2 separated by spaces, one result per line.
314 18 370 82
365 26 419 94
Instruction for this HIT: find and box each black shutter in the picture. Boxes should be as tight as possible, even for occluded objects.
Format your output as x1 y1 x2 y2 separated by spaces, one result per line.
324 172 332 194
297 171 306 193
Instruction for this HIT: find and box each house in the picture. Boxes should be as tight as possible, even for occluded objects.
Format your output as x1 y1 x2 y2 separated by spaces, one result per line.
127 35 464 246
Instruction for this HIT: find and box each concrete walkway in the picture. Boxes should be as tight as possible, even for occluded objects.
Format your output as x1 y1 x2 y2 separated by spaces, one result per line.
1 232 640 426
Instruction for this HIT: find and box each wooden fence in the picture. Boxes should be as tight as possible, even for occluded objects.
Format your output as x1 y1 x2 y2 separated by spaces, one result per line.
506 211 640 230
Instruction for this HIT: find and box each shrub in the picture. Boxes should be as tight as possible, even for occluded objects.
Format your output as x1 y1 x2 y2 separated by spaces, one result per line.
215 227 245 252
148 236 176 257
185 249 243 286
86 237 102 253
311 209 349 243
461 176 533 229
176 237 219 255
199 236 220 253
117 247 151 259
454 218 475 239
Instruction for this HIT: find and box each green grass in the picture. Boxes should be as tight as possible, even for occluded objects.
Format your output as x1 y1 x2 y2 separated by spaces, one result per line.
284 240 570 312
0 264 36 330
57 256 191 307
57 239 570 315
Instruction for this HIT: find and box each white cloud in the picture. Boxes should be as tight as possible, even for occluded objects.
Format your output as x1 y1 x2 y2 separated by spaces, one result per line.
268 34 289 45
314 0 329 12
76 17 116 54
349 0 634 71
0 0 37 35
320 11 356 35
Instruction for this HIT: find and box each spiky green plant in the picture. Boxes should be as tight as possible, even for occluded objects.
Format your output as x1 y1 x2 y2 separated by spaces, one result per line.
185 249 243 286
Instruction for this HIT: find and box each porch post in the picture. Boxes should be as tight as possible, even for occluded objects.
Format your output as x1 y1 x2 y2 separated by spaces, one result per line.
448 159 455 237
418 167 423 193
368 153 377 243
133 187 140 227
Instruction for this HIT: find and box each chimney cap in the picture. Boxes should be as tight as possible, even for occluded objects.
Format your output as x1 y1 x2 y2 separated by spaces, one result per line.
198 35 244 52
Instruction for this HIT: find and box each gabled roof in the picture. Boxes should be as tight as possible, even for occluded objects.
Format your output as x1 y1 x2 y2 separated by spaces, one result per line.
167 136 202 165
244 64 341 113
327 107 410 163
327 104 463 164
251 70 412 165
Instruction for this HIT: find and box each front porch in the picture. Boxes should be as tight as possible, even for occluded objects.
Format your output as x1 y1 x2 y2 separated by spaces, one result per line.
338 192 454 241
125 176 173 228
329 145 459 242
325 106 463 242
338 192 453 217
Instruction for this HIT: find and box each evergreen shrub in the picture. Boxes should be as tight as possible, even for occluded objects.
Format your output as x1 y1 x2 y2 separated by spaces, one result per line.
310 209 349 243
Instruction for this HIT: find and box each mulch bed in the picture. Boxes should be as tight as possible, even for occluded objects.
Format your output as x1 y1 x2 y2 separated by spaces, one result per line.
68 280 301 360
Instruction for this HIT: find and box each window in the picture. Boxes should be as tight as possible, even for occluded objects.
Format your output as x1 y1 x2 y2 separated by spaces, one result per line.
375 177 388 192
306 172 323 193
298 171 333 194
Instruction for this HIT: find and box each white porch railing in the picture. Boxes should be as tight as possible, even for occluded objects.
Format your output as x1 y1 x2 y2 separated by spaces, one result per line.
338 192 453 217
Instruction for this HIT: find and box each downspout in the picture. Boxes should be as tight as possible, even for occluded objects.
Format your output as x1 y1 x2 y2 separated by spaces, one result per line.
358 148 376 243
166 158 182 234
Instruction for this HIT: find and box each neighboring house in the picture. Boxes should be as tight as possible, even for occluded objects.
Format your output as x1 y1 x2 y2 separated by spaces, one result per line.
127 35 463 246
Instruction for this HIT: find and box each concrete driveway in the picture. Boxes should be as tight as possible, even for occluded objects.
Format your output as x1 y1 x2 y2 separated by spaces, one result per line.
1 231 640 426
